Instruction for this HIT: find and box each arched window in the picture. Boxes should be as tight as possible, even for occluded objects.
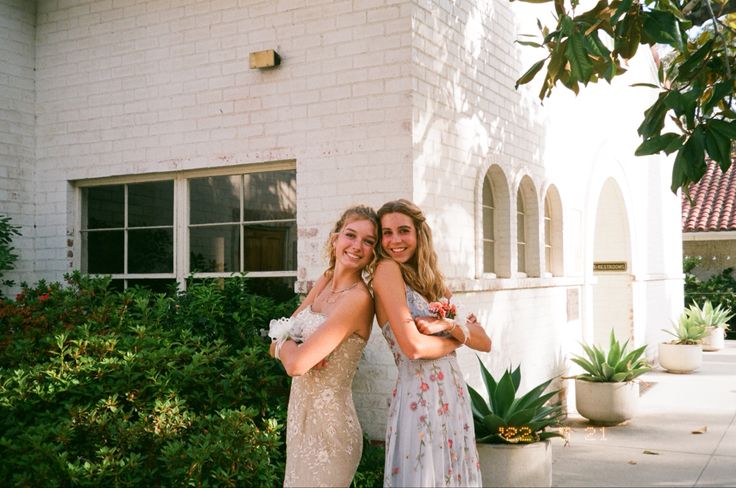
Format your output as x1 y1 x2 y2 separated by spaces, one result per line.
544 195 552 274
543 185 563 276
482 175 495 273
517 188 526 273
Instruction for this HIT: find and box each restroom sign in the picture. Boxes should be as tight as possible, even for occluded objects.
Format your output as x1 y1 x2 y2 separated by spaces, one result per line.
593 262 627 272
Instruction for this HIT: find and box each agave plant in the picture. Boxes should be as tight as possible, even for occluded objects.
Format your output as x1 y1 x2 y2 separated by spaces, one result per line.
571 330 650 383
685 300 733 330
664 308 710 345
468 358 564 445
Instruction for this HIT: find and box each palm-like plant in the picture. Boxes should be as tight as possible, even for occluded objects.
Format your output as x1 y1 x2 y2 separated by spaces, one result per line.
686 300 733 331
571 330 650 383
664 309 710 345
468 359 563 445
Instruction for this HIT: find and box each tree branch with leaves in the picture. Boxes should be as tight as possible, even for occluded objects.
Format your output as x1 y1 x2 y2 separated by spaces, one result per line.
514 0 736 193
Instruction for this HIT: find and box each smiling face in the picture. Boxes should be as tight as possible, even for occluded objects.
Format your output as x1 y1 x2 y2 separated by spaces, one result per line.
333 218 377 271
380 212 418 264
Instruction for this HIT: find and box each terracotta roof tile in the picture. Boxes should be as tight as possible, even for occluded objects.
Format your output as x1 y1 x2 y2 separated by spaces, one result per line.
682 159 736 232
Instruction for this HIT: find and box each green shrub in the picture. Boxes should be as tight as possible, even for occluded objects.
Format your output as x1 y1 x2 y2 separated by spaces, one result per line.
0 214 21 294
683 257 736 339
0 274 294 487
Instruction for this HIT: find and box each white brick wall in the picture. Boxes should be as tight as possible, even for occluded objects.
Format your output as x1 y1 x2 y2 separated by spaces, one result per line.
32 0 413 284
0 0 35 290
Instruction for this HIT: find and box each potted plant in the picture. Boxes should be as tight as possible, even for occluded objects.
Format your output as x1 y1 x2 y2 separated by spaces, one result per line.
570 330 650 425
685 301 733 351
469 359 564 488
658 309 709 373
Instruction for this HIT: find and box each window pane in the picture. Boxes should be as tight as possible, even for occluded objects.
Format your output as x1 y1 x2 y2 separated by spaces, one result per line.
247 277 297 302
84 230 124 273
483 241 494 273
483 207 494 240
85 185 124 229
190 225 240 272
518 243 526 272
190 175 241 225
244 170 296 221
482 176 493 207
128 228 174 273
127 279 177 294
244 222 297 272
129 181 174 227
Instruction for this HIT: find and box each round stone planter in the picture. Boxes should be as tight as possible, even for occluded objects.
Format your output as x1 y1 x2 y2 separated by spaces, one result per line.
702 327 726 352
575 379 639 425
477 440 552 488
658 342 702 373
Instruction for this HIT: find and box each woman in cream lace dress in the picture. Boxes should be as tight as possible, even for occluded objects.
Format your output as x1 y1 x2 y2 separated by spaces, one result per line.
270 205 379 487
373 199 492 487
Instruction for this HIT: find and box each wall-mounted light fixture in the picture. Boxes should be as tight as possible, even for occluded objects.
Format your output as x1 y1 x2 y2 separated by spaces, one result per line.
249 50 281 69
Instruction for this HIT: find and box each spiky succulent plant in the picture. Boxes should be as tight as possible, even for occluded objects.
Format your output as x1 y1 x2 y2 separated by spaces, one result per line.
571 330 650 382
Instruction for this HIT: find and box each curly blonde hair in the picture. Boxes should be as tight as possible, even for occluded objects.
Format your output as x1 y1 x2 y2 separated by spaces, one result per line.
377 199 446 301
324 205 380 285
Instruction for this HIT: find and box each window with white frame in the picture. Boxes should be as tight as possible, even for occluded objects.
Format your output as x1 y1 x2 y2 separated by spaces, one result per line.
544 195 552 274
79 166 296 294
482 174 495 273
516 188 526 273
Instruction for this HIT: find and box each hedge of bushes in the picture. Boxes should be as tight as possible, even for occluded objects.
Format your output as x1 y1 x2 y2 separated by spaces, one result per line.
0 273 384 487
684 257 736 339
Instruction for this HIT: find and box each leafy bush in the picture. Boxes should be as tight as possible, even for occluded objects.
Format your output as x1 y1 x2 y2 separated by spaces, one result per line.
0 214 21 294
684 257 736 339
0 273 298 487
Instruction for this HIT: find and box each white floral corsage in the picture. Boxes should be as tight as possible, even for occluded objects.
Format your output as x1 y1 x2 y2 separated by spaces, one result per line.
269 317 300 360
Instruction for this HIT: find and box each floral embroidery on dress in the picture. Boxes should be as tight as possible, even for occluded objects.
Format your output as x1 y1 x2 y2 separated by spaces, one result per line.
381 288 482 487
283 308 367 487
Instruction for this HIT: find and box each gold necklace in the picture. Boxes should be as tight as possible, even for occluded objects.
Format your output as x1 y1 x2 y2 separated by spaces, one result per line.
324 280 360 304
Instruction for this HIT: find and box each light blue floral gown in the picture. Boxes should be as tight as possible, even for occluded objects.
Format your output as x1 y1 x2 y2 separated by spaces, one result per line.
381 287 482 487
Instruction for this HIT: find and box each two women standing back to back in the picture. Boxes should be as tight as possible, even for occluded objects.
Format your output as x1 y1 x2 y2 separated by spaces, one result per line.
272 200 492 488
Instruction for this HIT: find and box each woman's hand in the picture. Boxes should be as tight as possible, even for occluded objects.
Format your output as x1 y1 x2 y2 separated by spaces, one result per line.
415 316 452 335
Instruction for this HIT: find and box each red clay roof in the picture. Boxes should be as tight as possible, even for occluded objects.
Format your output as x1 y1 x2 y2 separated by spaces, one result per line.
682 160 736 233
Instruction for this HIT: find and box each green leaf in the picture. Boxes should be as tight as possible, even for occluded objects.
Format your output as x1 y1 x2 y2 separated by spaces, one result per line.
709 119 736 139
641 9 683 48
676 38 715 83
494 373 517 418
468 385 492 419
637 93 668 139
704 125 732 170
703 82 734 115
566 31 594 83
516 59 546 89
635 133 682 156
611 0 633 23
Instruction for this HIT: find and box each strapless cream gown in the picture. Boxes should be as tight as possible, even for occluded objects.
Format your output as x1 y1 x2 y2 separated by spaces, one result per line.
283 306 367 487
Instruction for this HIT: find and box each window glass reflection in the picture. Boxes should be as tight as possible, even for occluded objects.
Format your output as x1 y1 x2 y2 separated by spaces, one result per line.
244 222 296 272
85 185 124 229
243 171 296 221
190 225 240 272
128 228 174 273
129 181 174 227
190 176 240 225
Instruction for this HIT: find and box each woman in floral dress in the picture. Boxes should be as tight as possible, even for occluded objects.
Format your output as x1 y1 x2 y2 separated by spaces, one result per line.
269 205 379 487
373 199 492 487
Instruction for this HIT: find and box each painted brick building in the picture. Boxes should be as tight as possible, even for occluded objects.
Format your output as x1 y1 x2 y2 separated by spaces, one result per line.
1 0 684 439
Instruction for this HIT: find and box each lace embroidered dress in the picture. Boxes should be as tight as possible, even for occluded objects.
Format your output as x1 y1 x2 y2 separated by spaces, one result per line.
283 306 367 487
382 288 482 487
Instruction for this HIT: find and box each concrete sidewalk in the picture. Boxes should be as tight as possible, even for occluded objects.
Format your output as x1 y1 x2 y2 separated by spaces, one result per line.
552 340 736 487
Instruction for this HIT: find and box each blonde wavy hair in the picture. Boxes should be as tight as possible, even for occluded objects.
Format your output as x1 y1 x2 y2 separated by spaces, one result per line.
377 199 446 301
324 205 380 285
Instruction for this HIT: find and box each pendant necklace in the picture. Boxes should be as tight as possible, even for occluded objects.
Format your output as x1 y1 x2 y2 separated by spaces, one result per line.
324 280 360 304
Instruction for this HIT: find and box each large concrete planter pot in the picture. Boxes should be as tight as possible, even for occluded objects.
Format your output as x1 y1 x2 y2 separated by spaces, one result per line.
575 379 638 425
702 327 726 352
477 440 552 487
658 342 702 373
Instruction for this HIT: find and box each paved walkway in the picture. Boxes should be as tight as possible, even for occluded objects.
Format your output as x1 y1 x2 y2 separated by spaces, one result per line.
552 340 736 487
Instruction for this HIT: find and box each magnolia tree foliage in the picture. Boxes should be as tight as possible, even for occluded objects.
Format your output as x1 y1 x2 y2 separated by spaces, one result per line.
514 0 736 193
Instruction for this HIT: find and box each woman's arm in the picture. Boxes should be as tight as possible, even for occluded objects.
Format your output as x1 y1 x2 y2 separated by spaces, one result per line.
416 314 492 352
373 260 460 360
278 288 373 377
